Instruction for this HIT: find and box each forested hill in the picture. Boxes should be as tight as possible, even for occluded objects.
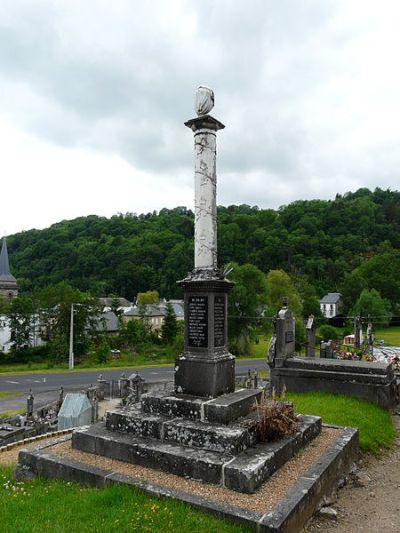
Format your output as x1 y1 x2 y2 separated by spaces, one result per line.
7 187 400 308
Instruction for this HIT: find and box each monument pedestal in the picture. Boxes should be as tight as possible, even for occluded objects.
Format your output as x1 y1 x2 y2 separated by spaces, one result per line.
175 272 235 398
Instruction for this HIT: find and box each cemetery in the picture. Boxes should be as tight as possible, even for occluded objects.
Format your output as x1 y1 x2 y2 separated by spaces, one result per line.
11 88 370 532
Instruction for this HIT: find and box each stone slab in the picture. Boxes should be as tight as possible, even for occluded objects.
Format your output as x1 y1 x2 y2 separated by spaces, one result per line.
162 418 257 454
175 354 235 398
271 366 398 409
141 387 262 424
15 425 359 533
72 415 320 492
224 415 321 493
72 423 231 485
287 357 393 376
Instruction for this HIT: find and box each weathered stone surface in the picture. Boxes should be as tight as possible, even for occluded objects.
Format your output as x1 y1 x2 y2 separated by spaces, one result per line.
163 418 257 454
141 390 203 420
106 406 162 439
271 357 398 409
73 423 231 485
204 388 263 424
175 352 235 398
223 416 321 493
16 425 358 533
141 387 262 424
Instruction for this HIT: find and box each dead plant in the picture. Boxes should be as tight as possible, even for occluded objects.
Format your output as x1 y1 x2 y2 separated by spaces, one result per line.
244 390 298 442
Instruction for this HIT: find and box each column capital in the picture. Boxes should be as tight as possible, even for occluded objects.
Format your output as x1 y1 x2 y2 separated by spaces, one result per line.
184 114 225 133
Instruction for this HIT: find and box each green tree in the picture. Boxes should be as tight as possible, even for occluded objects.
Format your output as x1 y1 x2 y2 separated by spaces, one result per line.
136 290 159 305
8 295 36 351
161 302 178 344
228 263 268 355
33 282 100 360
318 324 339 341
266 270 303 318
352 288 392 327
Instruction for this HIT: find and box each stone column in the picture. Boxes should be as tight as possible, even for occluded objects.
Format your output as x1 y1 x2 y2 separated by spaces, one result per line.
175 87 235 398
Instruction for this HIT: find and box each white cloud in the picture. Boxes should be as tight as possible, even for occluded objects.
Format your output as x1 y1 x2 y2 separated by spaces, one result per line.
1 0 400 233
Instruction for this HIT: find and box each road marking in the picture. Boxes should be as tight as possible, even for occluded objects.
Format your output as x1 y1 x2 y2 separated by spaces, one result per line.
151 372 160 375
5 380 19 384
25 379 42 383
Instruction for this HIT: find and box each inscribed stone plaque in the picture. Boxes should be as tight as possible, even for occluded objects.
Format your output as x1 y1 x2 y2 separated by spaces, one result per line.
214 296 225 347
285 331 294 343
188 296 208 348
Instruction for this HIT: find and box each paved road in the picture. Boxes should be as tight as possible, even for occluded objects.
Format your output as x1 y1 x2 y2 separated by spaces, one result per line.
0 359 267 396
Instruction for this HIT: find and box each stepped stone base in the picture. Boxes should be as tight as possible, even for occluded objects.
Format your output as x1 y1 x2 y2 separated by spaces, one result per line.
271 357 399 409
16 426 359 532
72 414 321 493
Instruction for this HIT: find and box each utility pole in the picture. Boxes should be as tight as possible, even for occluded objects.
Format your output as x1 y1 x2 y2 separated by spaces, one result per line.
69 303 74 369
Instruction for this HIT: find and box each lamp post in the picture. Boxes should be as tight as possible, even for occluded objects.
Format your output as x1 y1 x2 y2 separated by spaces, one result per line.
69 303 74 369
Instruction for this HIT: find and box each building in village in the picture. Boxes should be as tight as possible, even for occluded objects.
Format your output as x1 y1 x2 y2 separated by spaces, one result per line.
0 238 19 353
123 300 184 333
319 292 342 319
0 238 18 301
98 297 132 314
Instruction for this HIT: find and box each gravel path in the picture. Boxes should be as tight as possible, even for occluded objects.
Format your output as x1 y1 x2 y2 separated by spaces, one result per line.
305 415 400 532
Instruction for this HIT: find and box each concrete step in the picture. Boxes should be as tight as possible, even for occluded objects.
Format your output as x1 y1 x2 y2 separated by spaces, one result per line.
72 414 321 493
141 387 263 424
72 423 231 486
163 418 257 454
105 406 257 454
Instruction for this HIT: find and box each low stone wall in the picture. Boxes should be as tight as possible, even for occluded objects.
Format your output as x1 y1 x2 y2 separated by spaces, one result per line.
271 357 399 409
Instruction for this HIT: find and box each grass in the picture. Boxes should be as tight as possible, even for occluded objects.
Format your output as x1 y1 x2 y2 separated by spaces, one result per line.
0 466 250 533
374 326 400 346
0 392 19 399
287 391 396 455
0 409 25 420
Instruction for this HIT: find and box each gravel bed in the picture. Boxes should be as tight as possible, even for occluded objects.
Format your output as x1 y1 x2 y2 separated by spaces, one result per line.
52 428 340 514
0 437 63 466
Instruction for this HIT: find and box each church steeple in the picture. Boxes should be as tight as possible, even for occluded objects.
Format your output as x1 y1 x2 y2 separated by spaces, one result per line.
0 237 18 300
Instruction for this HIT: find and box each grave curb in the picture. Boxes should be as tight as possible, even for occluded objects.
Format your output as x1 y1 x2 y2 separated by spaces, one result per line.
15 425 359 533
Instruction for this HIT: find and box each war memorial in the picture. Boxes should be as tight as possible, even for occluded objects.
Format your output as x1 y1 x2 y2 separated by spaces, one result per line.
16 88 359 532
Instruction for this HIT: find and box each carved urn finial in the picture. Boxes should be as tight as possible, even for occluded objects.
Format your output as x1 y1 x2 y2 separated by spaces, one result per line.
195 86 214 116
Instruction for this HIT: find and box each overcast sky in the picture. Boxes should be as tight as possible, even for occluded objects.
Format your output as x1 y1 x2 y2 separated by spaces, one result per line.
1 0 400 235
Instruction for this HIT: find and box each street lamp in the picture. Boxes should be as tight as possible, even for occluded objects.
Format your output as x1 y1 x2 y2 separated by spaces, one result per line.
69 303 83 370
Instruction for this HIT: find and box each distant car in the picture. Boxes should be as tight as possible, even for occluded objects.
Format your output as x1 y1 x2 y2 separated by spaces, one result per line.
377 339 385 346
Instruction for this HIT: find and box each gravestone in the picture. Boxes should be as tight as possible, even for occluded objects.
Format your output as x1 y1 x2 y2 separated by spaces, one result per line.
305 314 316 357
26 392 34 419
273 298 295 368
354 315 362 349
367 320 374 356
119 372 129 399
175 86 235 398
320 340 333 358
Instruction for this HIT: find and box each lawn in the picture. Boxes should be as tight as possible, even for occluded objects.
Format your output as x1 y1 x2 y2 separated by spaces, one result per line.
287 391 396 454
0 466 250 533
0 392 19 399
373 326 400 346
